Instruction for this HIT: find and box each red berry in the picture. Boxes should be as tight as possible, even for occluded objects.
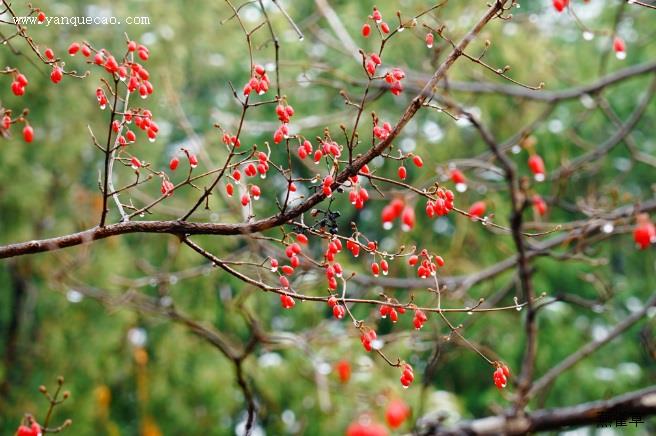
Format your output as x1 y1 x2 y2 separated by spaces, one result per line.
468 201 486 218
81 44 91 57
161 179 174 196
380 22 390 34
425 32 434 48
613 36 626 59
22 125 33 142
412 155 423 167
385 399 410 429
397 166 407 180
528 154 546 181
372 8 382 23
37 11 46 23
552 0 568 13
68 42 80 55
169 157 180 171
371 262 380 277
401 206 415 231
361 23 371 37
634 214 656 250
335 360 351 383
50 66 63 84
225 183 234 197
44 48 55 60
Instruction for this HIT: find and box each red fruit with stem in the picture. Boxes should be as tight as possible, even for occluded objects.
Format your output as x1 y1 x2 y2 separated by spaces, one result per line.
188 153 198 168
412 155 423 167
400 363 414 388
37 11 46 23
361 23 371 37
397 165 407 180
493 367 507 389
372 7 382 23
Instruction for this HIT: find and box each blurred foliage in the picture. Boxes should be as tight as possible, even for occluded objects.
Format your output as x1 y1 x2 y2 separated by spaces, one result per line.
1 0 655 435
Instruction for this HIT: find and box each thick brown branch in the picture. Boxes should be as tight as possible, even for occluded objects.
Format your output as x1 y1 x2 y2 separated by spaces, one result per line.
418 386 656 435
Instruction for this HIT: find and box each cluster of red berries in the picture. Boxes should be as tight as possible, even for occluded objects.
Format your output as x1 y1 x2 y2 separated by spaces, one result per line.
272 124 289 144
361 7 390 37
379 302 404 322
634 214 655 250
370 258 388 277
365 53 382 77
169 149 199 171
408 249 445 279
16 422 41 436
425 187 455 218
280 293 295 309
222 132 241 148
381 198 416 231
384 68 406 96
328 295 346 319
360 328 378 352
316 137 343 162
324 239 346 291
296 139 313 160
10 71 28 96
243 64 270 96
373 121 393 140
413 309 428 330
345 239 363 257
348 185 369 210
71 40 153 98
399 363 414 388
493 363 510 389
